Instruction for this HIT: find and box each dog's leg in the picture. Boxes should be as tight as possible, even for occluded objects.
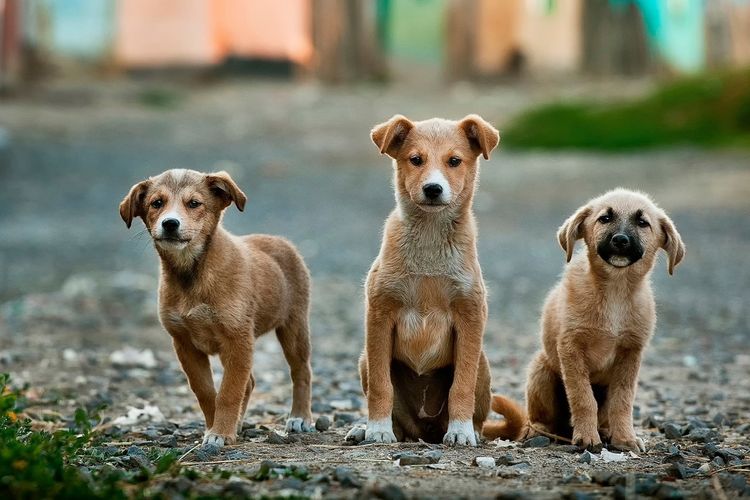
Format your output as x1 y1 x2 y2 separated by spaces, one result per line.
526 351 560 439
205 335 253 447
363 307 397 443
173 338 217 429
237 373 256 434
444 301 485 447
276 317 314 433
607 348 645 452
558 338 602 452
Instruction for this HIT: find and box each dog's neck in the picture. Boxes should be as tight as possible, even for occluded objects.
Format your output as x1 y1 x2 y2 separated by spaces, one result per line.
157 226 228 289
394 193 475 276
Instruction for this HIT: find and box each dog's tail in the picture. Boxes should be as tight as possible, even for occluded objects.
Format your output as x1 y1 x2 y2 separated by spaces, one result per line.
482 394 526 441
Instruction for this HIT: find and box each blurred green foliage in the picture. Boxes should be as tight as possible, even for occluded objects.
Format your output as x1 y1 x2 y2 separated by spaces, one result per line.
503 70 750 150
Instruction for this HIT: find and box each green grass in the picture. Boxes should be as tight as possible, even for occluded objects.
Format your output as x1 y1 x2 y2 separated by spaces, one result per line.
502 70 750 150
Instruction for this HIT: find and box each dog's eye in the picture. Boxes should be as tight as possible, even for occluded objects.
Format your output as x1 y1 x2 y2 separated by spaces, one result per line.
597 215 611 224
409 155 423 166
637 218 650 228
448 156 462 167
187 200 202 209
151 199 163 209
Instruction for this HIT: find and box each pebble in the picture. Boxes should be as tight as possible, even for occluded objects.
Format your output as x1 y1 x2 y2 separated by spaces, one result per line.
315 415 331 432
522 435 551 448
194 444 221 461
474 457 496 468
668 462 695 479
157 435 178 448
685 428 719 443
333 412 357 424
663 422 683 439
126 446 151 469
578 450 593 464
366 483 406 500
265 432 290 445
333 467 362 488
345 427 366 444
662 451 685 464
397 454 433 466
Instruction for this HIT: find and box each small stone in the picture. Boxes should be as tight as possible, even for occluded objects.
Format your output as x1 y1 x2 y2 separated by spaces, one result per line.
315 415 331 432
662 452 685 464
345 427 366 444
686 428 719 443
265 432 290 445
333 412 357 424
157 435 178 448
423 450 443 463
716 448 744 462
226 451 249 461
713 413 730 427
368 483 406 500
591 471 615 486
522 435 551 448
668 462 695 479
397 454 432 466
241 428 263 439
495 453 515 466
333 467 362 488
712 456 725 467
663 422 683 439
474 457 496 468
698 463 711 474
557 445 581 454
579 450 594 463
195 444 221 461
127 446 151 469
635 475 660 496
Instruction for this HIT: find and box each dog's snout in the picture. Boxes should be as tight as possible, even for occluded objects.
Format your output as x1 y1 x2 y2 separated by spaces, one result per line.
611 233 630 249
422 183 443 200
162 218 180 232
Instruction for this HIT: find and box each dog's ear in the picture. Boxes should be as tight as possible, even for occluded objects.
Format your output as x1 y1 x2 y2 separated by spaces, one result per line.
119 180 151 229
659 215 685 275
557 205 591 262
458 114 500 160
371 115 414 158
206 171 247 211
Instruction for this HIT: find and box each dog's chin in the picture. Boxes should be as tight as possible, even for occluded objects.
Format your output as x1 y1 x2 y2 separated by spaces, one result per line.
414 200 449 213
155 238 192 251
598 253 642 269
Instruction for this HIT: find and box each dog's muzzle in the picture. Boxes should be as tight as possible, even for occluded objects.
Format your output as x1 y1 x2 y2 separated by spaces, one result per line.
597 232 643 267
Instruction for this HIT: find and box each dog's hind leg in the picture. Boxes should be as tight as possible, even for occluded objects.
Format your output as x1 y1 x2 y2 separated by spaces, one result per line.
237 373 256 433
276 314 314 432
526 351 564 440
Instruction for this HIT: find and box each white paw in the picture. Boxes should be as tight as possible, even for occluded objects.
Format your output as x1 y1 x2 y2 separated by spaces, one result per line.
202 432 225 447
443 419 478 447
365 418 397 444
285 417 313 433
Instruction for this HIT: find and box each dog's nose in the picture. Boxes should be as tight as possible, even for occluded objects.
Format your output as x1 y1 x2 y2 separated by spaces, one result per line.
422 183 443 200
611 233 630 249
162 218 180 232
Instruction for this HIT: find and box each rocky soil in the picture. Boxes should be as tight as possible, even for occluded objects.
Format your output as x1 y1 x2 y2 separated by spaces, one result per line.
1 79 749 498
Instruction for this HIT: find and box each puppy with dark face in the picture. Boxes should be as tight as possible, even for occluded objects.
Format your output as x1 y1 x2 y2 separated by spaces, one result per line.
347 115 499 446
484 188 685 452
120 169 314 446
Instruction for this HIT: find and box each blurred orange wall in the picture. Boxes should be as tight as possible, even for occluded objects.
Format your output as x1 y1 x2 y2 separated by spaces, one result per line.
116 0 311 68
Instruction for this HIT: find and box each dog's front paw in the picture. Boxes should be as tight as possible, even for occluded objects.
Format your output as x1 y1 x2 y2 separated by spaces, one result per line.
572 426 602 452
610 430 645 453
443 420 478 447
285 417 313 433
365 418 397 444
202 430 236 447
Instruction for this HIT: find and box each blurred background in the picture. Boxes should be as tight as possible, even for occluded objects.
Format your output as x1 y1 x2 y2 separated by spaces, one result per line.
0 0 748 431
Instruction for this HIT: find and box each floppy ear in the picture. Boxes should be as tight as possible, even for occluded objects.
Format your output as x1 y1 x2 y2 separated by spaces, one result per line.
371 115 414 158
458 114 500 160
659 215 685 275
206 171 247 211
119 180 151 229
557 205 591 263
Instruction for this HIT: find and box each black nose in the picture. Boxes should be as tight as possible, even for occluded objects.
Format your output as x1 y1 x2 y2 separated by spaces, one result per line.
422 183 443 200
162 218 180 232
611 233 630 249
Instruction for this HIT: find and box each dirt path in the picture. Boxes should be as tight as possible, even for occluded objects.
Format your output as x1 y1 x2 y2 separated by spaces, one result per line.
1 80 749 498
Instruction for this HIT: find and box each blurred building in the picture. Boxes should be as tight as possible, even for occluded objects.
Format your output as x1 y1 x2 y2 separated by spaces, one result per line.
1 0 749 87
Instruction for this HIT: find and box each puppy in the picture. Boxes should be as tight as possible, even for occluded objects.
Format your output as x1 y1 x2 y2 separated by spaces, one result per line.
119 169 313 446
483 188 685 452
348 115 500 446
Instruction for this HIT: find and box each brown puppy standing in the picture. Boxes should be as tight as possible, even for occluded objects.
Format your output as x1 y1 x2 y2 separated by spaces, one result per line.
484 188 685 452
348 115 499 446
120 169 313 446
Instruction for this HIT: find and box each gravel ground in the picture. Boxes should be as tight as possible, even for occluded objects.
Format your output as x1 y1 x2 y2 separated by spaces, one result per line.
0 79 749 498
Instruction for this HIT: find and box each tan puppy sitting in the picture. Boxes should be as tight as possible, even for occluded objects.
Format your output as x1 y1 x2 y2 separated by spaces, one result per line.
348 115 499 446
484 188 685 452
120 169 313 446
